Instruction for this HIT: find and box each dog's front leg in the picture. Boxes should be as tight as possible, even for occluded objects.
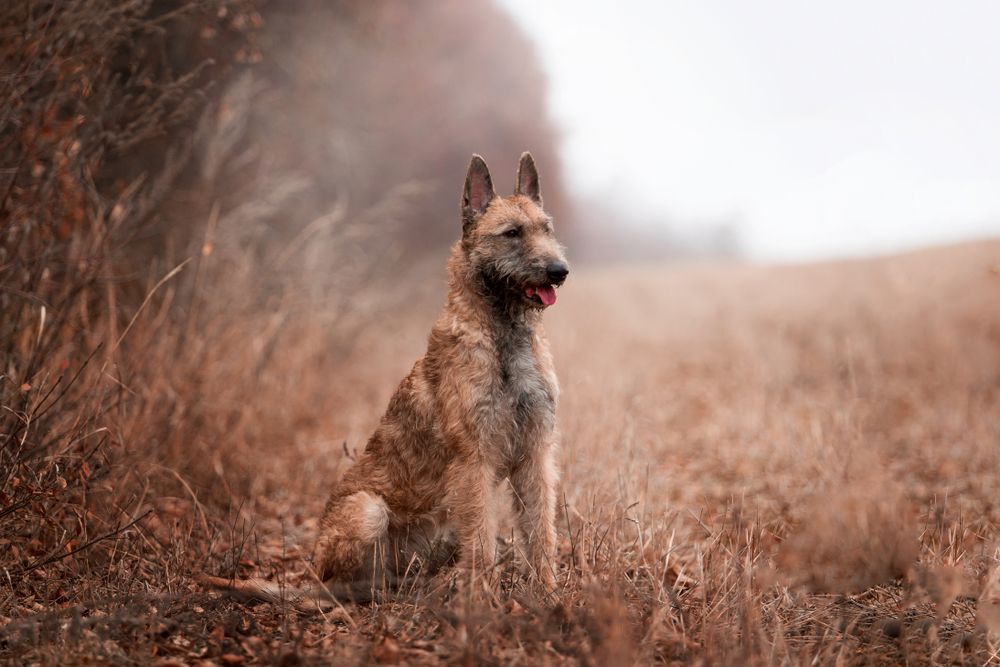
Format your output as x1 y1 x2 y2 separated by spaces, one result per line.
510 438 559 589
445 456 499 582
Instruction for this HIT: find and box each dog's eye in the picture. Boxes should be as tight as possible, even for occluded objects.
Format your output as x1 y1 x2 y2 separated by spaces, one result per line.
503 228 521 238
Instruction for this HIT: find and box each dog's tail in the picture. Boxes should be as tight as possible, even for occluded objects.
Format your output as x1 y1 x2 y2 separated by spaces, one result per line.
196 573 396 609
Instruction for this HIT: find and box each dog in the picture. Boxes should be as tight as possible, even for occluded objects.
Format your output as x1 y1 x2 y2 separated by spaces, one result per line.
202 152 568 604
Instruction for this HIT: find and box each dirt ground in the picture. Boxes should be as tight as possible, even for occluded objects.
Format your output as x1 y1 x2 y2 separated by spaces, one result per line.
5 239 1000 665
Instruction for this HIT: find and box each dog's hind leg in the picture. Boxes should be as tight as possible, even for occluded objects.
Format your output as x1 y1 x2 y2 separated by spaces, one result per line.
313 490 390 582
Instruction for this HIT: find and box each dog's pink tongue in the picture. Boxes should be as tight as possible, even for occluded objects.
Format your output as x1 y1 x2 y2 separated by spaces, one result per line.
537 285 557 306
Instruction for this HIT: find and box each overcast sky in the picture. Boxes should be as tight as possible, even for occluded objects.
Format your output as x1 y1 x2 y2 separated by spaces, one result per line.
497 0 1000 260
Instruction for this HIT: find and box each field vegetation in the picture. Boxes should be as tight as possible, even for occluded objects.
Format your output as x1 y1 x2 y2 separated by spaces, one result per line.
3 1 999 664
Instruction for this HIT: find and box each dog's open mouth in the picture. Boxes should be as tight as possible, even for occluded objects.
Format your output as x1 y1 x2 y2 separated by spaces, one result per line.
524 284 558 307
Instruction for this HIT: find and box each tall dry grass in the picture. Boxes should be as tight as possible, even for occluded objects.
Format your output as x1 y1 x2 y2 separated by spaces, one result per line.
543 244 1000 663
1 0 260 614
21 241 981 666
4 1 1000 664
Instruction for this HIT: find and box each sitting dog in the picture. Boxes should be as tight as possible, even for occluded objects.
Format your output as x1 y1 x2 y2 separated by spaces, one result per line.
202 153 568 603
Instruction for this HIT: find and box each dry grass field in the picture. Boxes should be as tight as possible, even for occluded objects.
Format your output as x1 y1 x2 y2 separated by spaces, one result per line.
541 240 1000 664
8 240 997 665
6 2 1000 664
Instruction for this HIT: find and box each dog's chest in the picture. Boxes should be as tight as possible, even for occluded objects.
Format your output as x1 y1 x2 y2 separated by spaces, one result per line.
493 329 554 463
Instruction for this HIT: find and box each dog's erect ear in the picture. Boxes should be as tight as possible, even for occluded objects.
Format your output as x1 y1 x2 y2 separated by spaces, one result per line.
462 155 495 226
515 151 542 205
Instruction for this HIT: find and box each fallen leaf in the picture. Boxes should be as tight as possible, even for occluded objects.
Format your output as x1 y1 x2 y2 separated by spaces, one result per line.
506 599 525 616
373 635 400 664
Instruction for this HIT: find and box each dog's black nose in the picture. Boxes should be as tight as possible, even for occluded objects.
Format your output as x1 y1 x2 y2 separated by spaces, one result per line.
546 261 569 284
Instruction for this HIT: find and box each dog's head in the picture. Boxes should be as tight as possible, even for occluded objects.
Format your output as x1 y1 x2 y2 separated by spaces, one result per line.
459 153 569 310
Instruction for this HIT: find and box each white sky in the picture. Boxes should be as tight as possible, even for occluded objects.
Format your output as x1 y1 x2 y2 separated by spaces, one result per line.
496 0 1000 260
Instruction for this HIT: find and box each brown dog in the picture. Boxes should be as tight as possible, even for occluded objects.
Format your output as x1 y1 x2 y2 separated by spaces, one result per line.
313 152 568 590
202 153 567 603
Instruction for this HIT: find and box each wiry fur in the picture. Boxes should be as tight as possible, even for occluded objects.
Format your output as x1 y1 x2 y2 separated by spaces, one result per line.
315 152 567 589
205 153 567 604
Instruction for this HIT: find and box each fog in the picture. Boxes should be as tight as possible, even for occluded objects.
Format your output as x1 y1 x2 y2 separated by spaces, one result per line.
498 0 1000 260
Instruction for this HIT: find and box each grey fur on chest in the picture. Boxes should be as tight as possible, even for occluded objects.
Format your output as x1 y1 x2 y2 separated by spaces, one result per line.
496 325 550 399
493 326 555 466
